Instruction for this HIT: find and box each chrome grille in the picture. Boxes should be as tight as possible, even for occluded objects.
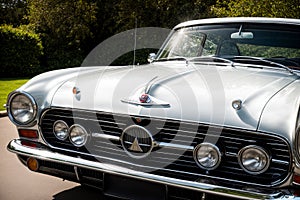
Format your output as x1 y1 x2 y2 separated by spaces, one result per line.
40 108 291 186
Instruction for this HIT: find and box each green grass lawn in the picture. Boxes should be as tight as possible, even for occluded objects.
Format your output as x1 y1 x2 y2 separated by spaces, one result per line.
0 78 29 111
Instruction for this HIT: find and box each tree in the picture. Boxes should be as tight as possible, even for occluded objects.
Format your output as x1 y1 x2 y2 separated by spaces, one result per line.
0 24 43 77
0 0 28 26
27 0 97 69
211 0 300 18
115 0 216 31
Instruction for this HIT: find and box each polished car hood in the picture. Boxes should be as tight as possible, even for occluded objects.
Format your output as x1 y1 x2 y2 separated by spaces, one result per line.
52 62 297 131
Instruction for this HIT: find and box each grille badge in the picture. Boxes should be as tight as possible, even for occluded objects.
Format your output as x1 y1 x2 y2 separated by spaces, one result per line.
129 138 143 152
121 125 154 159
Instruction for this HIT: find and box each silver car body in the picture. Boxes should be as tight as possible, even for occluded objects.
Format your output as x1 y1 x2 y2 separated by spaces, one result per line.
6 18 300 199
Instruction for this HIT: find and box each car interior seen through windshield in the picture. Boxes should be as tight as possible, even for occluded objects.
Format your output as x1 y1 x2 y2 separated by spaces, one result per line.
157 23 300 70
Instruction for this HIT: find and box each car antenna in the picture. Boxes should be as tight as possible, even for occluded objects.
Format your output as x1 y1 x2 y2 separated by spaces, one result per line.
133 17 137 66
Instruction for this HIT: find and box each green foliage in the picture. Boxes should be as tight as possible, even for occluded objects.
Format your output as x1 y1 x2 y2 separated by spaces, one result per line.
0 78 28 111
211 0 300 18
0 0 28 26
238 44 300 58
27 0 97 70
115 0 216 31
111 48 158 66
0 24 43 77
1 0 300 78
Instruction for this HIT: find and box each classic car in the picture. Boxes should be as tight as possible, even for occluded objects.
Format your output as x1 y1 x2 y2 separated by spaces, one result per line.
6 17 300 199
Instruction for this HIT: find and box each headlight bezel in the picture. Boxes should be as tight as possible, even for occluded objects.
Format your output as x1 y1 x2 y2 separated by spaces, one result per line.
69 124 88 147
295 124 300 164
238 145 270 175
193 143 222 171
7 92 37 126
295 108 300 163
53 120 69 141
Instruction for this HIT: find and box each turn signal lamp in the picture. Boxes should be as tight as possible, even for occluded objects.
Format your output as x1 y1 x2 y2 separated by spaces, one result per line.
27 157 39 171
293 174 300 185
18 129 38 139
21 141 38 148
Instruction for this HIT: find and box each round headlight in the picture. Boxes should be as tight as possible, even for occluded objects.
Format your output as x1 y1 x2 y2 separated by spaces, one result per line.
238 145 270 174
53 120 69 140
69 124 88 147
296 126 300 161
8 93 37 125
193 143 221 170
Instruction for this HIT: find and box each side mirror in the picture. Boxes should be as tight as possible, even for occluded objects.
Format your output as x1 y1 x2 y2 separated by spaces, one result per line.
231 32 254 39
148 53 156 63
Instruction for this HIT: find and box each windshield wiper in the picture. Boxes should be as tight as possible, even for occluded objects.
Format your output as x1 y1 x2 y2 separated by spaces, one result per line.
155 56 189 63
189 56 235 67
156 56 235 67
233 56 296 75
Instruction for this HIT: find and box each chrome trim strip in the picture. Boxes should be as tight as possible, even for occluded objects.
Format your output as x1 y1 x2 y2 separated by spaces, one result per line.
74 166 80 181
121 99 170 107
156 142 194 151
91 133 120 141
7 139 291 200
272 159 290 165
91 133 195 151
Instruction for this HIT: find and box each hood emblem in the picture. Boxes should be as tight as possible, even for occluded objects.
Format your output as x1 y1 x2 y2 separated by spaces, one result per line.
121 76 170 107
129 138 143 152
232 99 242 110
72 87 80 94
121 94 170 107
72 86 81 101
139 93 151 103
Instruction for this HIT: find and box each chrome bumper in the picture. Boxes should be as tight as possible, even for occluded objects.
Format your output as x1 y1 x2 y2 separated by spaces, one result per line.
7 139 297 200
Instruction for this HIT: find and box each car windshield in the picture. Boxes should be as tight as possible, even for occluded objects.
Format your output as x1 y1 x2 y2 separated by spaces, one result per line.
156 23 300 71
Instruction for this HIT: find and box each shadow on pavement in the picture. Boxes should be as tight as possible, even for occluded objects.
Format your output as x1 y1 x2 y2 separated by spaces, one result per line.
53 186 116 200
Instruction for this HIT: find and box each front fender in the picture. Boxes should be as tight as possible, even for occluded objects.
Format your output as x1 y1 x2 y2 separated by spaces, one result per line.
258 79 300 144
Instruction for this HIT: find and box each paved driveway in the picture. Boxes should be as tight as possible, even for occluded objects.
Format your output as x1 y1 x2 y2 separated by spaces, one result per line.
0 117 108 200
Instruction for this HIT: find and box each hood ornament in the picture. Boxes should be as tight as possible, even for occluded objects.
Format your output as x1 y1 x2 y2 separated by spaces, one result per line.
121 76 170 107
139 93 151 103
121 94 170 107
